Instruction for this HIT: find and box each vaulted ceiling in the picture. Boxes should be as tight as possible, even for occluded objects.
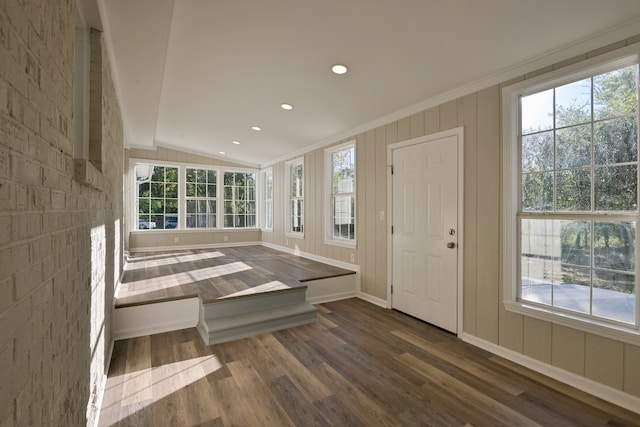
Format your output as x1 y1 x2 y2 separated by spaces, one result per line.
90 0 640 167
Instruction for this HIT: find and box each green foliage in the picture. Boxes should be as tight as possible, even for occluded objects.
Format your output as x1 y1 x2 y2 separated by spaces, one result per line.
521 64 638 213
522 64 639 296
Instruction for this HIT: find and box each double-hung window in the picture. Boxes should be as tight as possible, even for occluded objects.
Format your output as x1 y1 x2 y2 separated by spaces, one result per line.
261 168 273 230
286 158 304 236
185 168 217 228
503 46 639 340
133 163 258 231
325 142 356 247
223 171 257 228
135 164 179 230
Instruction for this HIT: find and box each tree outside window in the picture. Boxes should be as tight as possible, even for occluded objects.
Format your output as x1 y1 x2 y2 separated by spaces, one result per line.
223 171 256 228
136 165 179 230
186 168 217 228
330 145 355 241
518 63 638 326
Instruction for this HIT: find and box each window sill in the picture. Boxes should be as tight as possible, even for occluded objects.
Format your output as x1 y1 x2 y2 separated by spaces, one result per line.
131 228 260 233
285 232 304 239
324 238 356 249
504 300 640 345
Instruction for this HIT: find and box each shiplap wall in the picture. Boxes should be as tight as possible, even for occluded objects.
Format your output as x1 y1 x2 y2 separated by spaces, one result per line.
263 37 640 398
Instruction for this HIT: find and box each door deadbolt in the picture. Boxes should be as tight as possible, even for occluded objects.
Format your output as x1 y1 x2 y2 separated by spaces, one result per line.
449 228 456 235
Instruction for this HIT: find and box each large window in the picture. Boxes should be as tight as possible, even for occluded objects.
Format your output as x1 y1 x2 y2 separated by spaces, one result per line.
286 158 304 236
134 163 258 231
185 168 217 228
325 142 356 246
261 168 273 230
223 171 256 228
136 164 179 230
503 47 639 340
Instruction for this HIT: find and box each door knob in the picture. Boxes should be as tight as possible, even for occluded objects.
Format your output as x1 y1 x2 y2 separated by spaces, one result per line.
447 242 455 249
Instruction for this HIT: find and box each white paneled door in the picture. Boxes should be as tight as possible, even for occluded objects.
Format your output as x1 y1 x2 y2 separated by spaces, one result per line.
391 131 460 333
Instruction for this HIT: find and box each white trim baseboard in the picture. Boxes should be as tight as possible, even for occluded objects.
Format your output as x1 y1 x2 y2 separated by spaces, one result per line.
260 242 360 273
129 241 263 253
461 333 640 415
357 292 388 308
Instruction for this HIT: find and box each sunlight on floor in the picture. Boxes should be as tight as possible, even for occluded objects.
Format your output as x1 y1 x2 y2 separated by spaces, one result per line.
121 262 253 297
126 251 225 270
102 354 223 423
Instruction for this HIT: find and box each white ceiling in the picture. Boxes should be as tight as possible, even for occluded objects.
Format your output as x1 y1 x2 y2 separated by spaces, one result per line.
96 0 640 167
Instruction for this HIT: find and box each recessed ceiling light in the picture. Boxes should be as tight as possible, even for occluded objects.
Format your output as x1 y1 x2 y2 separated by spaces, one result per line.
232 140 240 145
251 126 261 131
280 103 293 110
331 64 348 75
219 151 226 155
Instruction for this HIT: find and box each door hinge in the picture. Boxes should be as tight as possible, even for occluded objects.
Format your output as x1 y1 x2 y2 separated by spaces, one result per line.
391 284 393 294
391 165 394 175
391 225 394 234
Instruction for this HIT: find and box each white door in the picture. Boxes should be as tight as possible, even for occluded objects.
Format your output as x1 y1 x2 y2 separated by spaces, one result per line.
391 132 459 333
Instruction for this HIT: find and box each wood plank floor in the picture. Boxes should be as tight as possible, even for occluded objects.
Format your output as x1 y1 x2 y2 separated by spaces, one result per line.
98 298 640 427
117 246 355 307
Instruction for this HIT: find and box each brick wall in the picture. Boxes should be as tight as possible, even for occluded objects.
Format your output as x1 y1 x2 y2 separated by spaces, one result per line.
0 0 124 426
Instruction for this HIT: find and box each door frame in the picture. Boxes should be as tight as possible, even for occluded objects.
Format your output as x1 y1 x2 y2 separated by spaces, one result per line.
386 126 464 336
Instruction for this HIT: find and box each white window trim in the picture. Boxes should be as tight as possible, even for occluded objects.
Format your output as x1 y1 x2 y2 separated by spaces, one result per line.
129 159 259 232
260 167 273 232
221 169 258 230
285 157 305 239
502 44 640 345
131 160 181 231
324 141 356 249
184 166 218 229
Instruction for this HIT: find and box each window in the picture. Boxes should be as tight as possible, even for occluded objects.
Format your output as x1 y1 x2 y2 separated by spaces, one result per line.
185 168 217 228
325 142 356 246
261 168 273 230
136 164 179 230
286 158 304 236
503 47 639 340
223 171 257 228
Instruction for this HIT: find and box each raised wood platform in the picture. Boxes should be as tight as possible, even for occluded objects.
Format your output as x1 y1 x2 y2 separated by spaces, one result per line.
114 245 357 342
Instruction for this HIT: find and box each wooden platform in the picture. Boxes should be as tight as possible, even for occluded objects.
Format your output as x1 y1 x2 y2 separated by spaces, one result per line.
117 245 354 307
114 245 357 342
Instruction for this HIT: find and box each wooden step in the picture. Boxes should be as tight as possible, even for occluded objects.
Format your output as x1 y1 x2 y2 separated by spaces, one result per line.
196 286 317 345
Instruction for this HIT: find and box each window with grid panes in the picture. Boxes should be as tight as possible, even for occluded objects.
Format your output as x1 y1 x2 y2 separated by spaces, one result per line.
136 164 179 230
503 48 639 338
223 171 257 228
185 168 217 228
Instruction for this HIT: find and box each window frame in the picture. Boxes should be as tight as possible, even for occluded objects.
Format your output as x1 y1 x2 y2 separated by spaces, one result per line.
134 162 180 231
184 167 218 229
324 141 357 248
222 169 257 229
261 167 274 231
285 157 305 238
130 160 259 232
502 44 640 344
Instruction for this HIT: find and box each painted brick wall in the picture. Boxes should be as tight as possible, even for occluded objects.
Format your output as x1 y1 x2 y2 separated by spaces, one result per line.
0 0 124 426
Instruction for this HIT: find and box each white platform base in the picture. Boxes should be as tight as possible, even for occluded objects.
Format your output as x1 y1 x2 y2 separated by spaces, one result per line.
113 298 199 341
196 287 317 345
112 268 356 343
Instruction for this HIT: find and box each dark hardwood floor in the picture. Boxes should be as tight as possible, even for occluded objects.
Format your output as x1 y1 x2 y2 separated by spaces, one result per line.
116 246 354 307
98 298 640 426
